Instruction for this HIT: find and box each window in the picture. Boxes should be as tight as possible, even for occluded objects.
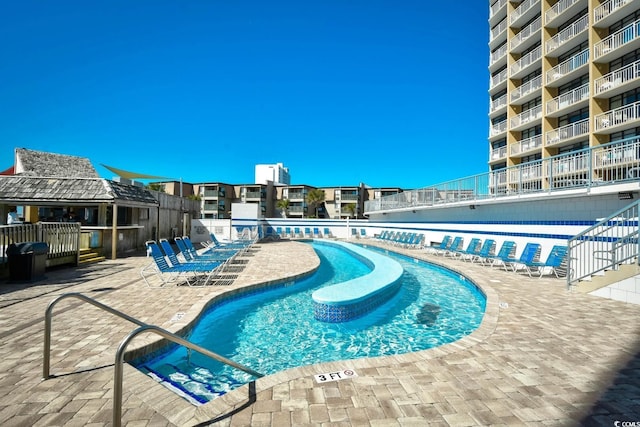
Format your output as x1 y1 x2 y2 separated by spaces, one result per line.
610 88 640 109
611 127 640 142
558 107 589 127
522 125 542 139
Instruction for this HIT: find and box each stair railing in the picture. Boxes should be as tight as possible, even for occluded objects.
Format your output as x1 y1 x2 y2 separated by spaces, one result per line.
567 200 640 289
44 292 264 427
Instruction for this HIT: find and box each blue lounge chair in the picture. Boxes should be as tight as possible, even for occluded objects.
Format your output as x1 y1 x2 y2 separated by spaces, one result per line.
443 236 464 257
486 241 517 267
323 227 333 238
276 227 283 237
176 237 238 262
160 239 229 269
142 241 223 287
521 245 568 278
294 227 303 238
425 235 452 254
351 228 358 238
507 243 541 272
471 239 496 264
313 227 322 238
208 233 252 250
304 227 312 237
360 228 367 238
456 238 482 261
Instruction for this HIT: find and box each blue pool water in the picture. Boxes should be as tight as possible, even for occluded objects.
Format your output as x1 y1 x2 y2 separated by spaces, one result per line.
134 241 486 404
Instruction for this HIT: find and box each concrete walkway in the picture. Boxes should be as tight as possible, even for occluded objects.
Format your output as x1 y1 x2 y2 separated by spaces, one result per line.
0 239 638 426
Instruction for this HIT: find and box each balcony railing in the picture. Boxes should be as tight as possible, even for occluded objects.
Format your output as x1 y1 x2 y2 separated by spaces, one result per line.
510 46 542 75
511 16 541 51
545 118 589 146
545 0 579 24
287 192 306 200
594 18 640 59
490 120 508 137
490 93 508 113
339 194 359 201
244 191 264 199
546 14 589 54
594 59 640 95
490 69 508 89
595 101 640 131
490 145 508 161
490 18 508 43
490 0 507 19
510 104 542 128
510 135 542 156
511 75 542 102
364 137 640 214
546 48 589 84
546 83 589 114
510 0 540 25
490 44 508 66
594 0 633 24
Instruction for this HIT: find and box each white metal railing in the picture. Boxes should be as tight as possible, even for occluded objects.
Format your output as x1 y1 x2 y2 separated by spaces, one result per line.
490 18 508 42
511 46 542 75
545 0 579 24
546 83 589 114
491 145 508 161
595 101 640 131
594 59 640 95
365 137 640 214
490 68 508 89
490 43 508 65
490 93 508 112
546 14 589 54
511 134 542 155
511 0 540 25
511 75 542 102
546 48 589 84
490 120 508 136
545 118 589 145
594 0 633 24
511 16 542 51
490 0 508 19
510 104 542 128
594 18 640 59
568 201 640 287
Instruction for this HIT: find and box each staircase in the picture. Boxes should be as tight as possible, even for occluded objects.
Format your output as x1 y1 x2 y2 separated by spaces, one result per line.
568 200 639 294
79 248 105 265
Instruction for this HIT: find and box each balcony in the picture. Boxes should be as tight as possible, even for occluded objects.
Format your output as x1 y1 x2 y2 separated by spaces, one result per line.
490 145 508 162
489 18 508 49
595 101 640 133
244 191 264 199
510 104 542 130
287 191 306 200
510 135 542 156
545 14 589 56
545 83 589 116
593 19 640 61
489 0 508 24
545 118 589 147
490 120 508 137
594 0 634 27
339 193 359 201
510 0 541 27
545 48 588 86
511 75 542 103
511 16 542 54
545 0 582 26
551 152 590 179
593 140 640 173
594 59 640 96
490 68 508 90
490 43 508 68
510 46 542 79
510 161 543 183
490 93 508 114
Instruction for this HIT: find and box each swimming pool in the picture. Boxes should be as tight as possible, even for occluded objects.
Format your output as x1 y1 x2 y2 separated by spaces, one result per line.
134 240 486 404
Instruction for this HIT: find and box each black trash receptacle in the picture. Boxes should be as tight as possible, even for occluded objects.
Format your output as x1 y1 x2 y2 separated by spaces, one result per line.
7 242 48 281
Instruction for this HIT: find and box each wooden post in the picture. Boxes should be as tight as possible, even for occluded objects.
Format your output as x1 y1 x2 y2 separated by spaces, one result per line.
111 204 118 260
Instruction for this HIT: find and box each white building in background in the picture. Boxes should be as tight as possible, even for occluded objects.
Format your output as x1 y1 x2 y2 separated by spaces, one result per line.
255 163 290 186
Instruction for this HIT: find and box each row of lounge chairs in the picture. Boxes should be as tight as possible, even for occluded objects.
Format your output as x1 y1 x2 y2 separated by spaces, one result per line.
374 231 425 248
425 235 568 278
141 234 254 287
272 227 334 239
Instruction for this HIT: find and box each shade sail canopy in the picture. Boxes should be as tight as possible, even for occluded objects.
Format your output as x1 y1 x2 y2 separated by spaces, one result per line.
101 164 171 180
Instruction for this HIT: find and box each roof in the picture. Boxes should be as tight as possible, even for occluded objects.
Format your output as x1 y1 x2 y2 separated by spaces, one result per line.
15 148 99 178
0 176 158 207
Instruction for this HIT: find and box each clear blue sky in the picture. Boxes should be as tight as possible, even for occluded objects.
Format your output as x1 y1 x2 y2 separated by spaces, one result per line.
0 1 489 189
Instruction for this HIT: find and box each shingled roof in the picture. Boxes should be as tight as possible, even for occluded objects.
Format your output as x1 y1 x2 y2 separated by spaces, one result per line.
0 176 158 207
14 148 99 178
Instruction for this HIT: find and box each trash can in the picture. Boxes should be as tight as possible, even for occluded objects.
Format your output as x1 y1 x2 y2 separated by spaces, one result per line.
7 242 48 281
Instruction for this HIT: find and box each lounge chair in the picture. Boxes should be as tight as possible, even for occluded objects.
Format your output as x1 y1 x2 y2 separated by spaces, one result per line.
360 228 367 238
485 241 517 267
443 236 464 257
304 227 312 237
313 227 322 238
455 238 482 261
323 227 333 238
425 235 452 254
507 243 541 272
276 227 284 237
294 227 303 238
142 241 223 287
521 245 568 278
207 233 252 250
176 237 239 262
160 239 231 269
351 228 359 238
471 239 496 264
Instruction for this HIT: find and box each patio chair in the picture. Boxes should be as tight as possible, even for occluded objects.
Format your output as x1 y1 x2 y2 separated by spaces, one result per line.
485 241 517 267
304 227 312 237
323 227 333 238
507 242 541 272
443 236 464 257
521 245 568 278
176 237 239 262
351 228 359 238
425 235 452 254
276 227 284 237
360 228 367 238
455 238 482 261
207 233 252 250
471 239 496 264
158 239 228 286
313 227 322 238
294 227 303 238
141 241 220 287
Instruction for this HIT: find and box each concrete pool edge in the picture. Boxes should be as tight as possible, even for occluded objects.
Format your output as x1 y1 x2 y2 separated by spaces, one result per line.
191 243 501 423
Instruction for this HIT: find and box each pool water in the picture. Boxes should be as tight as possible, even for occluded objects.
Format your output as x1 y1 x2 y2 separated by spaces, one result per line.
134 241 486 404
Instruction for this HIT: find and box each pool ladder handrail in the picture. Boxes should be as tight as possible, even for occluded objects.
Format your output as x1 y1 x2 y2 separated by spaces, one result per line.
43 292 264 427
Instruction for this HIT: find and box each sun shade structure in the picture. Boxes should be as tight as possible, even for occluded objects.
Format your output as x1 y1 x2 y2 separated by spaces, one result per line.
101 164 171 181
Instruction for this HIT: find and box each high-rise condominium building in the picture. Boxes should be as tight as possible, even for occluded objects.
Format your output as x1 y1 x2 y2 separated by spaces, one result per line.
488 0 640 192
255 163 290 186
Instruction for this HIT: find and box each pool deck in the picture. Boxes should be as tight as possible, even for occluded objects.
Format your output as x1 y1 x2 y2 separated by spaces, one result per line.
0 239 638 426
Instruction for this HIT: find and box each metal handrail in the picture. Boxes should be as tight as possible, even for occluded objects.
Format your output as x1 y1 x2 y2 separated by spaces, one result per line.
43 292 264 427
567 201 640 288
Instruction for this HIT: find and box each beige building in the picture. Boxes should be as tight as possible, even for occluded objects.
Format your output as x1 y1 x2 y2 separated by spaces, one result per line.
489 0 640 192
